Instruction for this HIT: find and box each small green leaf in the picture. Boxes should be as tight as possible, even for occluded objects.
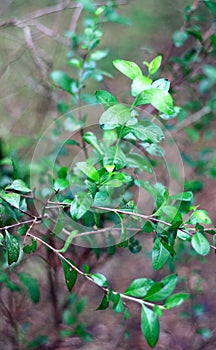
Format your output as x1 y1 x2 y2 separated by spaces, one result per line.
70 192 93 220
54 178 70 191
131 75 152 96
128 122 164 143
145 274 178 302
83 132 104 155
5 179 31 193
153 305 163 317
152 78 170 92
124 309 130 320
5 231 21 265
169 191 193 202
18 272 40 303
147 55 162 75
23 238 37 254
177 229 191 241
96 294 109 310
124 278 154 297
58 231 78 253
99 104 131 130
189 210 211 225
172 30 188 47
113 59 142 79
143 89 174 114
0 191 20 209
50 71 73 93
141 304 160 348
90 49 109 61
77 0 95 12
112 293 124 313
18 224 28 236
164 292 189 309
203 0 216 16
103 146 126 169
191 231 210 256
90 273 109 287
76 162 100 182
96 90 118 110
144 283 163 300
152 238 170 271
60 258 78 292
126 153 152 173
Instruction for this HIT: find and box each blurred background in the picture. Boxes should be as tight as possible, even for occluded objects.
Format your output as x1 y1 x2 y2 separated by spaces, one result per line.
1 1 216 349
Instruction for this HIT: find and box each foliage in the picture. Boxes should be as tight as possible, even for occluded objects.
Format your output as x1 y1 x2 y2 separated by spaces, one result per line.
0 0 216 348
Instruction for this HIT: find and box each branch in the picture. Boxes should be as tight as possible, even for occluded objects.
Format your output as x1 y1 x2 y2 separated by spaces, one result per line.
173 105 211 134
23 26 47 79
26 231 164 310
92 205 172 226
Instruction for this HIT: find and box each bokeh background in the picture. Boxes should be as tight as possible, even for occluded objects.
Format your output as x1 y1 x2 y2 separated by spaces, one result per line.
1 1 216 349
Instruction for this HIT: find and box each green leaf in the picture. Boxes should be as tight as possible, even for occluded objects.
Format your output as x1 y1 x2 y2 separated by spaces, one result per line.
54 178 70 191
18 224 28 236
152 78 170 92
124 278 154 297
177 229 191 241
159 106 181 120
83 132 104 155
144 283 163 300
141 142 164 157
50 71 73 93
23 238 37 254
145 274 178 302
112 293 124 313
189 210 211 225
0 191 20 209
5 231 21 265
126 153 152 173
96 90 118 110
147 55 162 75
159 205 183 228
90 49 109 61
113 59 142 79
93 190 110 206
152 238 170 271
76 162 100 182
90 273 109 287
18 272 40 303
124 309 130 320
129 122 164 143
169 191 193 202
96 294 109 310
191 231 210 256
58 231 78 253
70 192 93 220
172 30 188 47
60 258 78 292
5 179 31 193
164 292 189 309
143 89 174 114
76 0 95 13
131 75 152 96
99 104 131 130
103 146 126 169
141 304 160 348
203 0 216 16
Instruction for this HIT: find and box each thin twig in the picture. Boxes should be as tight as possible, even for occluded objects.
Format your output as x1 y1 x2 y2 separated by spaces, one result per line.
92 205 172 226
0 218 41 231
173 106 211 133
26 231 164 310
69 5 83 32
23 26 47 79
